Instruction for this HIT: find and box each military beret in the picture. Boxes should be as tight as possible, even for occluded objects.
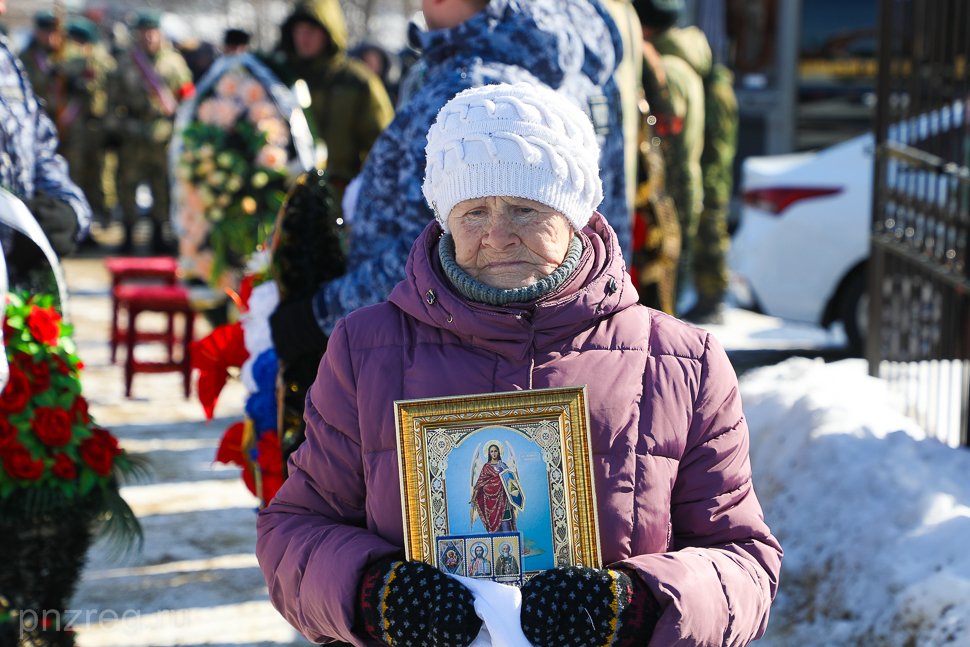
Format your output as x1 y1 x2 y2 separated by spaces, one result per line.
34 10 58 29
67 17 98 44
632 0 685 29
133 11 162 30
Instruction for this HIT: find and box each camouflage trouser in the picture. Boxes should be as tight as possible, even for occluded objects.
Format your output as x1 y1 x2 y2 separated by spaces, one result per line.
62 120 107 221
668 158 702 308
117 131 171 226
694 63 738 303
692 200 730 302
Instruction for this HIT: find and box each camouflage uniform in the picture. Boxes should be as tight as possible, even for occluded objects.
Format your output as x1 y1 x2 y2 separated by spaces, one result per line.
19 43 60 117
651 26 710 309
107 25 193 246
59 24 116 223
694 61 737 309
653 25 735 314
18 13 64 121
269 0 394 218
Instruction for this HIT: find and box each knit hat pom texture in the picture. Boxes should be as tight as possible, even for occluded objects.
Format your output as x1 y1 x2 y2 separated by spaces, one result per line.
423 82 603 233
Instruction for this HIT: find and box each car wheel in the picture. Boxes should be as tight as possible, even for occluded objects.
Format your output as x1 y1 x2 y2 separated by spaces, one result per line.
840 270 868 356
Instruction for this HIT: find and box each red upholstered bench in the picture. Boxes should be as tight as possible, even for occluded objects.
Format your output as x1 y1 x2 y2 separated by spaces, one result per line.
112 284 196 399
104 256 179 364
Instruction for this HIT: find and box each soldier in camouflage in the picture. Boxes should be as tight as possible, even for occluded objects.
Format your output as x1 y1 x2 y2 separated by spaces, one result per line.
692 59 737 322
107 12 194 253
268 0 394 221
635 0 707 315
0 0 91 290
658 22 736 322
59 18 116 229
18 10 65 120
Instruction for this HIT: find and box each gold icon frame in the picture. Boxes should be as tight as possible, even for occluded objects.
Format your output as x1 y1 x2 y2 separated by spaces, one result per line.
394 386 602 576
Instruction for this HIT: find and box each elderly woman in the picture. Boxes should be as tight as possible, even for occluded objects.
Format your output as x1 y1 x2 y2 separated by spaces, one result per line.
256 83 782 647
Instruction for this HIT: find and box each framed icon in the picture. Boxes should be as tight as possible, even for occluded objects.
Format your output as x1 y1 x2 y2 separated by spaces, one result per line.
395 386 601 585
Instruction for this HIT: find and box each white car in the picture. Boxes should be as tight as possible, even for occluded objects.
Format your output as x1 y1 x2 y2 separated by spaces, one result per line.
728 134 873 352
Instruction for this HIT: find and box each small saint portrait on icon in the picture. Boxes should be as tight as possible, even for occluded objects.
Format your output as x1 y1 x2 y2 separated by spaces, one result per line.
438 541 464 575
494 541 519 576
468 541 492 577
469 440 524 533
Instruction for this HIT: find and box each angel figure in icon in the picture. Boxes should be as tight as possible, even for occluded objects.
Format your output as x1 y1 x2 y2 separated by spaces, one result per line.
469 439 524 533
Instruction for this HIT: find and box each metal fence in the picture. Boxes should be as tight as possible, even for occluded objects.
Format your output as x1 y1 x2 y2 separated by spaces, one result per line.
868 0 970 446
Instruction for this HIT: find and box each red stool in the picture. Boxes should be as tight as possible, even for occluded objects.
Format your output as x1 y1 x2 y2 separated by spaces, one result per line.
113 284 196 398
105 256 179 363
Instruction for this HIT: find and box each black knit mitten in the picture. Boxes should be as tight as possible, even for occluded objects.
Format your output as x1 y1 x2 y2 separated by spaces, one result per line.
358 558 482 646
520 566 658 646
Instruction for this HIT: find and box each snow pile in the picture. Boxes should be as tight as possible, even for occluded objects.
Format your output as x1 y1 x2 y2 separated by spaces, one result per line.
741 358 970 646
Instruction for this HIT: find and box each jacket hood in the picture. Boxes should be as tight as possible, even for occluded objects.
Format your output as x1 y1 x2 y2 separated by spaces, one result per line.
413 0 620 89
653 26 712 78
388 212 638 360
280 0 348 57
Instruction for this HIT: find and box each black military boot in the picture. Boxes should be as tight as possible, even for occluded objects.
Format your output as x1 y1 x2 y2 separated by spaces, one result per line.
150 220 174 255
119 223 135 254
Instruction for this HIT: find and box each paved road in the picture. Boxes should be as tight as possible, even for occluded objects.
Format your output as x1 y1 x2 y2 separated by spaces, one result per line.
63 255 310 647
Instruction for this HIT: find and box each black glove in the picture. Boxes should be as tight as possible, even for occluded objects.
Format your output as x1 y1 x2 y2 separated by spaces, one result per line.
26 193 79 257
358 558 482 647
520 566 660 646
269 296 328 365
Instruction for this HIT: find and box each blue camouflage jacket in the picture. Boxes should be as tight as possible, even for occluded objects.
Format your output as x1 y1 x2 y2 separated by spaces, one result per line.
0 37 91 252
311 0 627 334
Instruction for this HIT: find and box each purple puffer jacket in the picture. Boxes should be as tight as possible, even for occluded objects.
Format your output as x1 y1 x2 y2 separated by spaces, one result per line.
256 213 782 646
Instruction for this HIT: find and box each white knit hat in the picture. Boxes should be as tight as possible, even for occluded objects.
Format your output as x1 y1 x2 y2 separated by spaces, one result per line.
423 82 603 233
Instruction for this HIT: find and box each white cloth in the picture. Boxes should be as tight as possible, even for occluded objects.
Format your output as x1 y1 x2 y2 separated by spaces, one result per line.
240 280 278 392
341 175 361 225
447 574 533 647
422 82 602 233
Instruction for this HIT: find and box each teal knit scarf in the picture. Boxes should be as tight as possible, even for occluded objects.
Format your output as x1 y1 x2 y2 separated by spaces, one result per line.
438 234 583 306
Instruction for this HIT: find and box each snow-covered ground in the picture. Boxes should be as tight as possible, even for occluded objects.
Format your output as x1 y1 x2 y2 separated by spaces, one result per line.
63 258 970 646
744 357 969 646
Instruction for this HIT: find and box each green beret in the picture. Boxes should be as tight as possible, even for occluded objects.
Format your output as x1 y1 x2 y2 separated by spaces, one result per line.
632 0 685 29
34 10 58 29
133 11 162 30
67 17 98 44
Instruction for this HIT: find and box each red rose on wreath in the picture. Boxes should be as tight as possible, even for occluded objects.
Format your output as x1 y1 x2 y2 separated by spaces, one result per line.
79 427 121 476
0 417 17 449
0 364 31 413
51 354 72 376
21 354 52 394
32 406 73 447
26 304 61 345
51 453 78 480
1 445 44 481
71 396 90 424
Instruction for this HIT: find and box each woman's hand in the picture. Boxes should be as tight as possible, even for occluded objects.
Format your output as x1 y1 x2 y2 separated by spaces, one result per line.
358 558 482 646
